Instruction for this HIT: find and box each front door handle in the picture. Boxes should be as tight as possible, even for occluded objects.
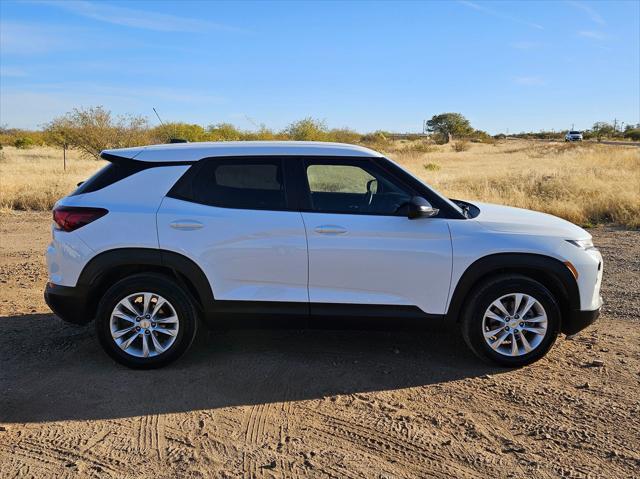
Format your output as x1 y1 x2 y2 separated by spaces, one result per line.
314 225 347 235
170 220 203 230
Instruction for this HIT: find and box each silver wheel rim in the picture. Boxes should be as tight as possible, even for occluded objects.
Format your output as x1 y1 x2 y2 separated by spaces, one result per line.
109 292 179 358
482 292 548 357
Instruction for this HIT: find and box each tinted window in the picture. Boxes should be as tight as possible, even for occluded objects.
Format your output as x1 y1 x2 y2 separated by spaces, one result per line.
305 160 412 215
72 161 146 196
181 158 287 210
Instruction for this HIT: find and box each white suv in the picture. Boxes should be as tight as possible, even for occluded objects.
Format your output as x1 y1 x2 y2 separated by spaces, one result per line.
565 131 583 141
45 142 603 369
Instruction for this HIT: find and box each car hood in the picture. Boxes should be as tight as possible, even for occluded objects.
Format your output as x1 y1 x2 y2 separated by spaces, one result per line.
471 201 590 239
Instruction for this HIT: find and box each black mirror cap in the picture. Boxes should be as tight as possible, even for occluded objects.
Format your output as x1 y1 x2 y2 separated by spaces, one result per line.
408 196 439 219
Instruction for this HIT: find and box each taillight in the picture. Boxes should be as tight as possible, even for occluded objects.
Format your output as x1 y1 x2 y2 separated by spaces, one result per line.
53 206 108 232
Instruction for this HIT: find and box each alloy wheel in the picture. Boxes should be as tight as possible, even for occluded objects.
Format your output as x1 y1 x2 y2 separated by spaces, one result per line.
482 292 548 357
109 292 180 358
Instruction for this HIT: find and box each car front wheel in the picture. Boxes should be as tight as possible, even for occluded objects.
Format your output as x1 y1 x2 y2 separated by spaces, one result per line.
461 274 560 367
95 273 199 369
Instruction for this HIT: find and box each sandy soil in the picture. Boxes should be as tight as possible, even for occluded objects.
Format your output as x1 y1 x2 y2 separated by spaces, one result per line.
0 212 638 478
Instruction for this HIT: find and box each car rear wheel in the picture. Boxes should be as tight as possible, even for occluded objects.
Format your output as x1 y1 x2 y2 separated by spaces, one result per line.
95 273 198 369
460 274 560 367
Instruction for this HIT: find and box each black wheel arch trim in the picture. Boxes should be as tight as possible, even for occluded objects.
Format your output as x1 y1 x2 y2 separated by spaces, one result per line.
446 253 580 324
76 247 215 311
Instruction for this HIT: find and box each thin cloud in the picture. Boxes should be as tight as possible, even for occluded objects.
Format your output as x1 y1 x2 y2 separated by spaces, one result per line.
513 76 545 86
458 1 544 30
578 30 606 40
37 0 246 33
0 22 70 54
567 1 606 25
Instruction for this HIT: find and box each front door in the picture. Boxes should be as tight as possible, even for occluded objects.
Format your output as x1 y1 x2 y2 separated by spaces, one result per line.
300 157 452 315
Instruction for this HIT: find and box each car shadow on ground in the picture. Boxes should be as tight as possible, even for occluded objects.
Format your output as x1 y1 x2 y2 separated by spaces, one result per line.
0 314 503 424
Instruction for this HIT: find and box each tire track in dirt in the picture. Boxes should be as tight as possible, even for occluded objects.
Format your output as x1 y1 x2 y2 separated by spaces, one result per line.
135 413 166 460
302 407 485 479
10 436 129 477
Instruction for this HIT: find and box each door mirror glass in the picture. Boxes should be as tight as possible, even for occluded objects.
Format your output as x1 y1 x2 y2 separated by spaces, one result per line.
407 196 439 219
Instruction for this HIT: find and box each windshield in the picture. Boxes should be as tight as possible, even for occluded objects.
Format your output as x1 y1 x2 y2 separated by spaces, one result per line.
383 156 466 216
569 131 581 135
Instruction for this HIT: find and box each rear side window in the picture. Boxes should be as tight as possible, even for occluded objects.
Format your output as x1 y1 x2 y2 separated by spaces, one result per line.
72 161 147 196
171 158 287 210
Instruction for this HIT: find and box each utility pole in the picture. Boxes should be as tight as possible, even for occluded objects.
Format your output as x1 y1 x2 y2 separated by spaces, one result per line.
613 118 618 132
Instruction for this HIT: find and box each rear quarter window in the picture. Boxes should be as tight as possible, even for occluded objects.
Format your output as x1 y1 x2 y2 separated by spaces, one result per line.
72 162 147 196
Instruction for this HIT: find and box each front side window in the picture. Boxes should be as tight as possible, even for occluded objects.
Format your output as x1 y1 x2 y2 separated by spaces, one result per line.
186 158 287 210
304 160 412 215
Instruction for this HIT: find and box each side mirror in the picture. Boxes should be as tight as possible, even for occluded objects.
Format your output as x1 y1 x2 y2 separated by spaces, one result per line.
407 196 439 219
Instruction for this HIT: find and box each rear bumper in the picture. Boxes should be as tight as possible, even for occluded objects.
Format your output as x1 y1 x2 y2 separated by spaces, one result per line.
44 283 93 325
562 304 601 335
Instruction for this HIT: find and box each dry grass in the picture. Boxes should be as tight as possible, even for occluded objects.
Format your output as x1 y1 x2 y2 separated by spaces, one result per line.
0 147 105 211
1 141 638 227
383 140 640 228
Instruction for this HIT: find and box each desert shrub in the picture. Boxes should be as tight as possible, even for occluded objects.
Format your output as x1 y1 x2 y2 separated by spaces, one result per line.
452 140 471 152
624 128 640 141
360 131 390 149
408 141 438 153
423 162 440 171
327 128 361 144
282 117 328 141
151 123 207 143
207 123 243 141
431 133 449 145
14 137 34 149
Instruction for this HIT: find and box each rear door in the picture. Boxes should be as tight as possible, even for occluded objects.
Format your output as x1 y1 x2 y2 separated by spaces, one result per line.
157 157 308 305
300 157 452 315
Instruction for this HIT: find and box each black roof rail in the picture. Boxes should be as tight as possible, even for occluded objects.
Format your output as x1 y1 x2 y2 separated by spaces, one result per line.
169 138 188 143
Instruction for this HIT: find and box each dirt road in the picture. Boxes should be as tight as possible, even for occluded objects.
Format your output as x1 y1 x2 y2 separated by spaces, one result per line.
1 213 639 478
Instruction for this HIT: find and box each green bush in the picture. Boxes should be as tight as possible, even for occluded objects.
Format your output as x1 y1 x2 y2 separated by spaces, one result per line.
624 128 640 141
283 117 328 141
14 137 35 149
423 162 440 171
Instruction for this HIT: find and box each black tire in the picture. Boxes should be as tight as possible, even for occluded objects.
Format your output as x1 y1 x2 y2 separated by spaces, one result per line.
460 274 560 367
95 273 199 369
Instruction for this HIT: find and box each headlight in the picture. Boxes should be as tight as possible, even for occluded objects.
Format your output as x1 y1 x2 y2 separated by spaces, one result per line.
566 239 594 249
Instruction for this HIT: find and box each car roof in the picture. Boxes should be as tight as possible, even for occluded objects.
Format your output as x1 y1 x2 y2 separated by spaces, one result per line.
101 141 382 163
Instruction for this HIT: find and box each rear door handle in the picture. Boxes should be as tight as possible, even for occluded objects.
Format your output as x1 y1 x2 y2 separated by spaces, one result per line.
314 225 347 235
170 220 203 231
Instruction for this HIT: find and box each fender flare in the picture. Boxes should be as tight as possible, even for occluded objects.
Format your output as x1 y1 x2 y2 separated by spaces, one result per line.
76 248 215 308
446 253 580 321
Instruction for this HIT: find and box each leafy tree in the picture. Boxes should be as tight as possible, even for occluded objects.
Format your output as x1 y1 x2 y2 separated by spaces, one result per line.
207 123 243 141
590 122 615 140
45 106 149 160
151 123 207 143
282 117 328 141
425 113 473 143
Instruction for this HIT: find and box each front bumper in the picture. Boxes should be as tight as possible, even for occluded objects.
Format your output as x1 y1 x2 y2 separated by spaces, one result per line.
44 282 93 325
562 302 601 335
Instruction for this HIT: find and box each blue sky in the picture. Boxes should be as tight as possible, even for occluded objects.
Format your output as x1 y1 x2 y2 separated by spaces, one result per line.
1 0 638 133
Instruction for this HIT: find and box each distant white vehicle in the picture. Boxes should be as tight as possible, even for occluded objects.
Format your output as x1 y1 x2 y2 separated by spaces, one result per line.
565 131 583 142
